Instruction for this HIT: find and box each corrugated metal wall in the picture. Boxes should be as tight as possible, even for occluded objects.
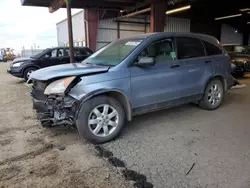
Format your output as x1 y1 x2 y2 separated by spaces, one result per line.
97 17 147 49
220 24 243 45
97 19 118 49
164 16 190 32
57 11 85 47
97 16 190 49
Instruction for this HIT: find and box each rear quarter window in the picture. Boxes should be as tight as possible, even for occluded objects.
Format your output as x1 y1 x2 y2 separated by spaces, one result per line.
202 40 222 56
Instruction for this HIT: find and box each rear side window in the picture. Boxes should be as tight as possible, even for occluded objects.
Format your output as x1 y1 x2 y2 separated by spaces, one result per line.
176 37 205 59
202 40 222 56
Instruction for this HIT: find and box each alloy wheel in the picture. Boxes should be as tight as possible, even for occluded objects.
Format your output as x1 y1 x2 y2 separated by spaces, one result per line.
208 84 222 106
88 104 119 137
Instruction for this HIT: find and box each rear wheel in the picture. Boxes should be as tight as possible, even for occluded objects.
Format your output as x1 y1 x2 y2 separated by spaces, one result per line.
199 79 224 110
23 67 37 81
76 96 125 144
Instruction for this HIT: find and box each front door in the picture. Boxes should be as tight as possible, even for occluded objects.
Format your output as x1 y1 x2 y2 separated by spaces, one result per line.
130 38 184 113
37 48 67 68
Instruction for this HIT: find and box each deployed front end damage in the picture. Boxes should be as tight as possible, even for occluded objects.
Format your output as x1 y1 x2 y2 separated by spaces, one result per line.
31 80 78 127
29 63 110 127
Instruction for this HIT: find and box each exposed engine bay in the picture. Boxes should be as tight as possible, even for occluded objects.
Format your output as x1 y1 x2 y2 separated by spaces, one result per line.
31 80 78 126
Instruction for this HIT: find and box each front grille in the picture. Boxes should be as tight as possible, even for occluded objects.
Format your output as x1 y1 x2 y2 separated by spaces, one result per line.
244 61 250 71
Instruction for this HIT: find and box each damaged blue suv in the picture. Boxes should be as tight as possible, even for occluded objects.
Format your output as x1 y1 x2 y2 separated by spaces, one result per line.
30 33 234 143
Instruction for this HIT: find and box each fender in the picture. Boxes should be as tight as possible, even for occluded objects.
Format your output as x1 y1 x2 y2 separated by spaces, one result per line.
21 63 40 76
204 74 227 92
75 88 132 121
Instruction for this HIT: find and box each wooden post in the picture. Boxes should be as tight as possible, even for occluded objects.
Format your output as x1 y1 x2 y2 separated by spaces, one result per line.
66 1 74 63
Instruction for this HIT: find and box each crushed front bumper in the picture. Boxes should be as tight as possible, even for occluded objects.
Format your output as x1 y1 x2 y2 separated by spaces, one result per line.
32 94 78 126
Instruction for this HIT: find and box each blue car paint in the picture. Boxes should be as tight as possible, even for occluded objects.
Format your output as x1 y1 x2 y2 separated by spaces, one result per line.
31 32 234 121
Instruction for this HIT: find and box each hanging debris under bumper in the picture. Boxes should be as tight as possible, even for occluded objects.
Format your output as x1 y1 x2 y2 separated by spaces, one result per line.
32 95 78 126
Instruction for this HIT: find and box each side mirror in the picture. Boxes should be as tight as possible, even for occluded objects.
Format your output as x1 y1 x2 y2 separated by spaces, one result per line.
136 57 155 67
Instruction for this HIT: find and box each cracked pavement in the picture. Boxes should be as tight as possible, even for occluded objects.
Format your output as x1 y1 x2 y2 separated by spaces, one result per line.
103 76 250 188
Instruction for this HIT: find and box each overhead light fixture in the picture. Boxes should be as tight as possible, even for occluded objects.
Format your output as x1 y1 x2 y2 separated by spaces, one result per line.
166 5 191 15
247 22 250 25
239 8 250 12
215 14 242 20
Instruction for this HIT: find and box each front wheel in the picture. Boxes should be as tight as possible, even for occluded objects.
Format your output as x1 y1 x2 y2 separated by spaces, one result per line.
23 67 37 81
76 96 125 144
199 79 224 110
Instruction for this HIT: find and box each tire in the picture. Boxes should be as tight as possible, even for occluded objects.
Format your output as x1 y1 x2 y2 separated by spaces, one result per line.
199 79 224 110
23 67 37 81
76 95 125 144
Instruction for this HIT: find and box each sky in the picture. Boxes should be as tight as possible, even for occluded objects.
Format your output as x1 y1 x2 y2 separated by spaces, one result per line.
0 0 81 54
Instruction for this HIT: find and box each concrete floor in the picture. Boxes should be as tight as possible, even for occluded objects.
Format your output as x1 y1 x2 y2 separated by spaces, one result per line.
103 76 250 188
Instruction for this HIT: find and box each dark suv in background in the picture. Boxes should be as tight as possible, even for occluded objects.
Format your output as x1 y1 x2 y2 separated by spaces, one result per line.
7 47 92 81
223 44 250 77
30 33 234 143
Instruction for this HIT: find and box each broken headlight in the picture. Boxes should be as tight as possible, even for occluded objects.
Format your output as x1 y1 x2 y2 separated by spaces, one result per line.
44 76 75 95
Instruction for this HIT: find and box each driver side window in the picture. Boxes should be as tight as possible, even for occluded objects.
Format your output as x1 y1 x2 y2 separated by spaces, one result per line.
137 38 176 64
51 50 57 57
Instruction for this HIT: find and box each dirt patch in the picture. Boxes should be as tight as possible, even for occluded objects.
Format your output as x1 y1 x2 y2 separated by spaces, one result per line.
0 165 21 181
26 137 44 146
30 163 58 178
0 63 132 188
0 144 53 166
0 139 12 146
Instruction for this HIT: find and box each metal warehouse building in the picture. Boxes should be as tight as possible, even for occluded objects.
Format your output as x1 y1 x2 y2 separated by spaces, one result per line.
22 0 250 63
57 10 250 50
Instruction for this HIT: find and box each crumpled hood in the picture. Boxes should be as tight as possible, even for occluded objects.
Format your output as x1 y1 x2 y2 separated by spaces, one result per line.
30 63 110 81
13 57 33 63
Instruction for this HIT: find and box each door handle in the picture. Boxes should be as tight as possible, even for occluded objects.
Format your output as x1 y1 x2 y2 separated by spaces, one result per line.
205 60 212 63
170 64 180 69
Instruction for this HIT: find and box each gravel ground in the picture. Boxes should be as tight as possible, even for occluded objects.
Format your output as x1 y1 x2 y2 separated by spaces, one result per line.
103 76 250 187
0 63 133 188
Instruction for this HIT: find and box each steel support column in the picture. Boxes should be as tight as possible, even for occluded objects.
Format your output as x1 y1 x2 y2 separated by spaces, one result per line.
150 1 166 32
66 2 74 63
84 9 99 51
243 32 249 46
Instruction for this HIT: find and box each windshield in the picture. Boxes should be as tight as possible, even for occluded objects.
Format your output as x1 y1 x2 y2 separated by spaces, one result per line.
224 45 250 53
82 38 144 66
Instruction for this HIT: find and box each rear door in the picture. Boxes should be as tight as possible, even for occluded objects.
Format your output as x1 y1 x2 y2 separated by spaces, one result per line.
175 37 214 96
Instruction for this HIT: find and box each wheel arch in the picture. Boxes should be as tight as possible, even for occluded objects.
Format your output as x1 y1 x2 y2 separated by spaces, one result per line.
204 75 226 92
78 89 132 121
22 65 40 77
